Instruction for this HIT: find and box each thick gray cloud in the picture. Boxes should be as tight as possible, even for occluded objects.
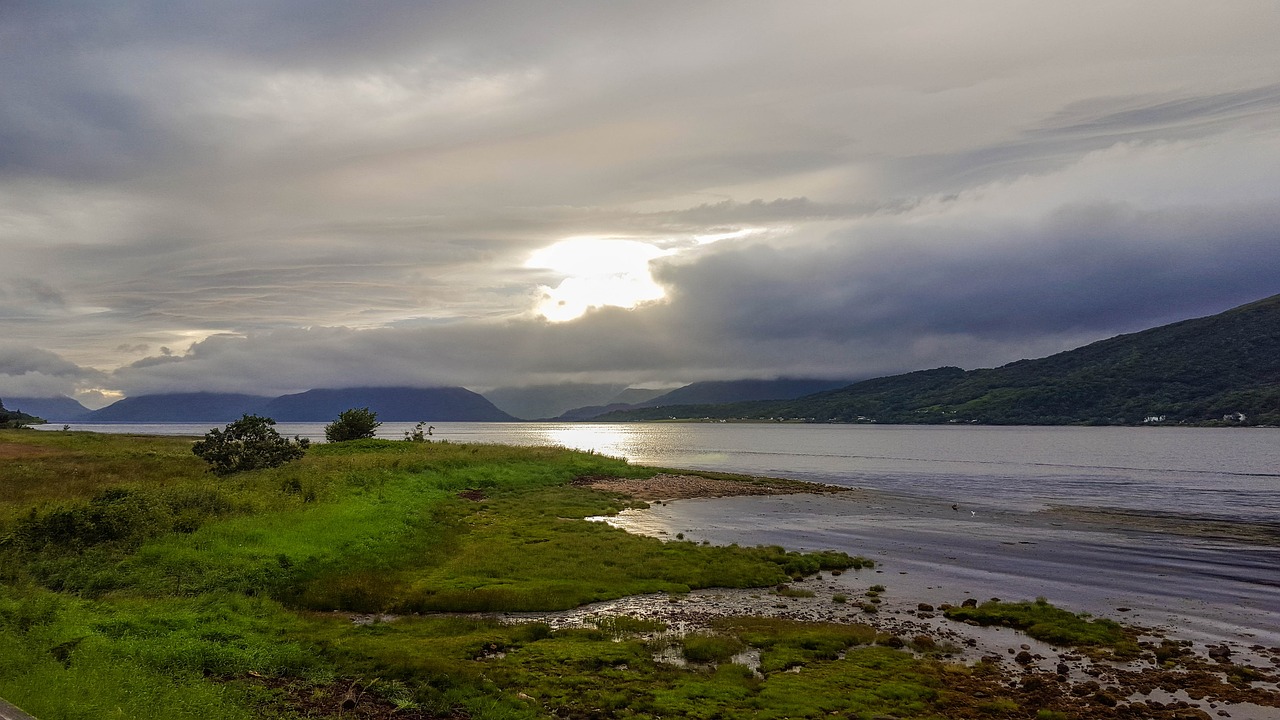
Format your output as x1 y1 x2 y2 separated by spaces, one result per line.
0 342 107 398
2 2 1280 402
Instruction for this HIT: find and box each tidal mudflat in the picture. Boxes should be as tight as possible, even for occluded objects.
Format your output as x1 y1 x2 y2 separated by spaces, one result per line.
578 476 1280 718
598 488 1280 643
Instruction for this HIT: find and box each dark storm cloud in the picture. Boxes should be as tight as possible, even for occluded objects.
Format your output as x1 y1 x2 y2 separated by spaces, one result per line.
0 345 84 378
0 342 106 397
654 202 1280 346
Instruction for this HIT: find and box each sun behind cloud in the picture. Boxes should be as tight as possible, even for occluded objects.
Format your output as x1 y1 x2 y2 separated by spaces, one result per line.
526 237 672 322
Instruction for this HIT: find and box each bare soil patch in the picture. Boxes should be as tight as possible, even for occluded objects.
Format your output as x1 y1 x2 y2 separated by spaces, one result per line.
0 442 57 460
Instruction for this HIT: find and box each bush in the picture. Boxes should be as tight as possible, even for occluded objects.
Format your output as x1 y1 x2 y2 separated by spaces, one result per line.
402 421 432 442
324 407 382 443
192 415 309 475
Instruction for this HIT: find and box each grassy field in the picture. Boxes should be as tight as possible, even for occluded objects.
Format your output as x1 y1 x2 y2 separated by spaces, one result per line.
0 428 1147 719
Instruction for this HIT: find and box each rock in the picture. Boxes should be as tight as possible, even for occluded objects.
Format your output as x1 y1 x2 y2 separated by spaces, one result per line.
1094 690 1119 707
961 598 978 608
1056 662 1070 675
1015 651 1034 665
1207 645 1233 662
917 603 934 612
1072 681 1100 697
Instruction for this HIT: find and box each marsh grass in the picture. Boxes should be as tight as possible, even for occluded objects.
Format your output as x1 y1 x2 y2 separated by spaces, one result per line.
943 597 1141 658
774 586 815 598
681 633 746 664
0 431 208 515
712 617 878 674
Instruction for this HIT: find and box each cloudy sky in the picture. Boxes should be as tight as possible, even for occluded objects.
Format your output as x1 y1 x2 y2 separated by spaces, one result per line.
4 2 1280 407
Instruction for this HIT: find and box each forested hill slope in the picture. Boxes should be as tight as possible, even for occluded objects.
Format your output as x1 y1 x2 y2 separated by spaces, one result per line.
600 293 1280 426
0 399 43 427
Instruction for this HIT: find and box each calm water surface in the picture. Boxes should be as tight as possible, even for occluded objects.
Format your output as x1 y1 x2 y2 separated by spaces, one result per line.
48 422 1280 521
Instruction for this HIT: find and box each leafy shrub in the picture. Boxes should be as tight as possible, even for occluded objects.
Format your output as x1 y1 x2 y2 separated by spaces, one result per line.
324 407 381 443
11 487 237 554
192 415 309 475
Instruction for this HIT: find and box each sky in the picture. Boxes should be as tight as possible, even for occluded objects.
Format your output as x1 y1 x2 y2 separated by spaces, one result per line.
3 2 1280 408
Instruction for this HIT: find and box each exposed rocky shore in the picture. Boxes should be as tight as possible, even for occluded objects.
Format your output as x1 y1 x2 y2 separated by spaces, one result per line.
576 472 845 500
563 473 1280 719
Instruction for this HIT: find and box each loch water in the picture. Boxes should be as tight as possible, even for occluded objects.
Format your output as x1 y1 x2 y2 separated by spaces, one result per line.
54 422 1279 520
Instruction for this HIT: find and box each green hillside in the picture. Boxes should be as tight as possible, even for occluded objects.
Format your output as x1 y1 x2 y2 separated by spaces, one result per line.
0 399 42 428
601 293 1280 426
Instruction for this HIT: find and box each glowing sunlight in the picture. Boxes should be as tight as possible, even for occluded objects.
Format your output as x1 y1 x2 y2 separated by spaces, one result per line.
526 237 672 322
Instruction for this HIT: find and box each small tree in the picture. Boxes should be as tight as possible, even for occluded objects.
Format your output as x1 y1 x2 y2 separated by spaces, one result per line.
192 414 309 476
324 407 381 443
402 421 433 442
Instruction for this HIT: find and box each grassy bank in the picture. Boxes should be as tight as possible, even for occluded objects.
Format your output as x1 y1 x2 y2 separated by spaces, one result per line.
0 429 1191 719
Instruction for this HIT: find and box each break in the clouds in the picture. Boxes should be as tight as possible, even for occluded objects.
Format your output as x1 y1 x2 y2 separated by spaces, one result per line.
3 2 1280 403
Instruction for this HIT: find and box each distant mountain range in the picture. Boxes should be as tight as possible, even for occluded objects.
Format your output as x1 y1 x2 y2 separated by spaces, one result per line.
599 293 1280 426
13 292 1279 427
85 392 272 422
9 379 854 424
2 396 93 422
553 378 858 420
259 387 514 422
483 383 667 420
26 387 516 423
